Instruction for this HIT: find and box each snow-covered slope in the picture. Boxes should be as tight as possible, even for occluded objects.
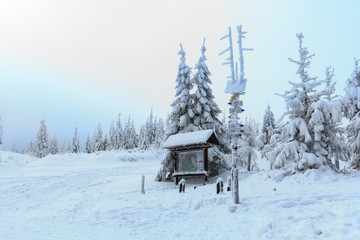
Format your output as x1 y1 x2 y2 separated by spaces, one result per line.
1 150 359 240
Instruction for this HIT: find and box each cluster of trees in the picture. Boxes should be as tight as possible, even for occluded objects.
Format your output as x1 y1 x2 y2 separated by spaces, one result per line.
260 33 360 172
5 33 360 175
20 111 165 158
157 41 229 181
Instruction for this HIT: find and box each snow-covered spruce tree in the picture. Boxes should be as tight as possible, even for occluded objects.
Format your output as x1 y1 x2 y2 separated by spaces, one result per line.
342 59 360 169
154 117 165 149
145 109 156 146
103 134 110 151
92 124 104 152
108 120 116 150
115 114 123 150
34 119 49 158
316 66 346 170
192 40 221 130
167 44 195 136
261 104 276 147
236 118 263 171
191 40 230 175
138 125 150 150
84 134 92 153
123 116 137 150
71 127 81 153
49 135 59 155
265 33 344 172
157 45 194 181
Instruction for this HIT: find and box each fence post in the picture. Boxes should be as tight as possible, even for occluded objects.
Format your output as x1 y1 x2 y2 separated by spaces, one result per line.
179 179 186 193
141 175 145 194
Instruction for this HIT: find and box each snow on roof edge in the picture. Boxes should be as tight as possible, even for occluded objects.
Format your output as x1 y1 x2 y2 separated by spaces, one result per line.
163 129 215 149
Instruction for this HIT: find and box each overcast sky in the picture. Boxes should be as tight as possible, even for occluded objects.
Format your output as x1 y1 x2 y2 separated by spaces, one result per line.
1 0 360 150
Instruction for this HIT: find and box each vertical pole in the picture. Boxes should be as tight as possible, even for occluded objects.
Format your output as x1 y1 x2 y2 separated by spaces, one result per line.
228 27 236 84
233 168 239 204
237 25 245 81
141 175 145 194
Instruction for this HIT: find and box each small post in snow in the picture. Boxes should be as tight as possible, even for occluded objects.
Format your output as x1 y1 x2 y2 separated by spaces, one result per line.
216 177 224 194
141 175 145 194
227 176 231 191
179 179 186 193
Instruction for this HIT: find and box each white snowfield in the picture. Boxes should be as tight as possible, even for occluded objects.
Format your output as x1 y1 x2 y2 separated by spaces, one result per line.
1 150 360 240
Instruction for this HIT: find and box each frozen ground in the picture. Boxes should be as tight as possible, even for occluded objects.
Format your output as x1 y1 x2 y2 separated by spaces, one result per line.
1 150 360 240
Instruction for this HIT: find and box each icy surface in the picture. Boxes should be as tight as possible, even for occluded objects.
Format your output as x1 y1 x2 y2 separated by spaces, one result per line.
163 129 214 148
1 150 360 239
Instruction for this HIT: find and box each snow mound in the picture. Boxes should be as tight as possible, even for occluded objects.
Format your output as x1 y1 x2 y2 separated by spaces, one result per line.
0 150 37 166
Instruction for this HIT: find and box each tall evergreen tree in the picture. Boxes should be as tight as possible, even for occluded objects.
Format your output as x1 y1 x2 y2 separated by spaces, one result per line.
84 134 92 153
192 39 221 130
342 59 360 169
115 114 123 150
123 116 137 149
154 117 165 149
49 135 59 155
316 66 346 170
265 33 343 172
92 124 104 152
261 104 276 146
35 119 49 158
108 120 116 150
103 134 110 151
167 44 195 136
71 127 81 153
138 125 150 150
145 110 156 145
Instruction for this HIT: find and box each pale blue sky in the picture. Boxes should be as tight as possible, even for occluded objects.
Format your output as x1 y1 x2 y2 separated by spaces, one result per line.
1 0 359 150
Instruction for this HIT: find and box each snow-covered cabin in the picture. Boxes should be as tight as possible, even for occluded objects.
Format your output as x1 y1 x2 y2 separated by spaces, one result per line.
163 129 219 184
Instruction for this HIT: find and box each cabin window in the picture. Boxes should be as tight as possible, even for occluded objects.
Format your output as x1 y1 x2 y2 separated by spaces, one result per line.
178 150 204 172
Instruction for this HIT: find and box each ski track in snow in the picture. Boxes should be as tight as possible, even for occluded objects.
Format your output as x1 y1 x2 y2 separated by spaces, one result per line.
1 150 360 240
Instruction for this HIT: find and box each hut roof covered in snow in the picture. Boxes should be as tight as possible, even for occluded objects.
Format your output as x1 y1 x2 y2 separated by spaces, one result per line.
163 129 219 149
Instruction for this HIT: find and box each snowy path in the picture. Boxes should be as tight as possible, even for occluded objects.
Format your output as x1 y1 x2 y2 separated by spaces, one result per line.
1 151 360 240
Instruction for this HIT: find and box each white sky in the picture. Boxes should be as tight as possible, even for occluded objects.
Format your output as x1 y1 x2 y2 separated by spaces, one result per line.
1 0 360 150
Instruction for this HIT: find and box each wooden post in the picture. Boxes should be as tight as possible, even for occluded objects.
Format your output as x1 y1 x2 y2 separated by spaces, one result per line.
179 179 186 193
227 176 231 191
216 177 224 194
141 175 145 194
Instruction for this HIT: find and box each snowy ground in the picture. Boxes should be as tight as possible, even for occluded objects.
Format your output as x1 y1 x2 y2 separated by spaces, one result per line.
1 150 360 240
